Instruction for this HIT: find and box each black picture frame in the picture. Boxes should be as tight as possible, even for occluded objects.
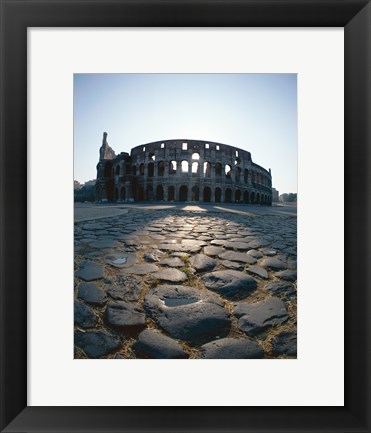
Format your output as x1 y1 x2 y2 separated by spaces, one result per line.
1 1 370 432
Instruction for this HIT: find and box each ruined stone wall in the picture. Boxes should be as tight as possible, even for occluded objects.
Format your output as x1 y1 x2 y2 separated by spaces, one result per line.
96 137 272 205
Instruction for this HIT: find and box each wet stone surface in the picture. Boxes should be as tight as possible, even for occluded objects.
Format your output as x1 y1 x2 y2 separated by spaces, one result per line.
74 205 297 359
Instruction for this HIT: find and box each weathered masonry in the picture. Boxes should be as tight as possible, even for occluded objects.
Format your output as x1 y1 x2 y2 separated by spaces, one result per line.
96 133 272 205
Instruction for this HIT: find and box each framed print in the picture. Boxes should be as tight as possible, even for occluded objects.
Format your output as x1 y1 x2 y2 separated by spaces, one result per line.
0 0 370 432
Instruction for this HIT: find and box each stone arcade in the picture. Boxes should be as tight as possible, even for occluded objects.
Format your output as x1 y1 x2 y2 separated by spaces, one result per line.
95 132 272 205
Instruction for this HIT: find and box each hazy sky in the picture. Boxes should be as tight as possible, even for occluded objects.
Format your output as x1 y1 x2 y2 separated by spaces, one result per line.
74 74 297 194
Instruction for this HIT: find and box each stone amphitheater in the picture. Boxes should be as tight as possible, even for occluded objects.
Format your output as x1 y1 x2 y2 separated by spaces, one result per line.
95 133 273 205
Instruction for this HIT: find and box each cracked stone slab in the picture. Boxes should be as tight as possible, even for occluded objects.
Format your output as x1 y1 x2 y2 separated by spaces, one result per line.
159 257 184 267
199 337 264 359
104 252 137 268
265 281 296 296
74 330 121 358
189 254 217 272
74 300 97 328
202 270 257 300
271 330 297 356
150 268 187 283
260 257 286 271
203 245 225 256
78 282 107 306
143 285 230 346
234 297 289 336
275 270 297 281
121 263 159 275
107 276 144 302
89 238 120 249
105 301 146 333
75 261 104 281
133 329 188 359
246 265 269 279
218 251 256 264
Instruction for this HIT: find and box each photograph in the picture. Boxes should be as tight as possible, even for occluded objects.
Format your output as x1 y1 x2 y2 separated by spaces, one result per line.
73 73 297 359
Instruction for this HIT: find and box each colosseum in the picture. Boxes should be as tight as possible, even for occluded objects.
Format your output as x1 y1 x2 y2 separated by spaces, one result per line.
95 132 272 205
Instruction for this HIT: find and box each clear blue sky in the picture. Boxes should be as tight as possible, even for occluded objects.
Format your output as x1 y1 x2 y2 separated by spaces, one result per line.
74 74 297 194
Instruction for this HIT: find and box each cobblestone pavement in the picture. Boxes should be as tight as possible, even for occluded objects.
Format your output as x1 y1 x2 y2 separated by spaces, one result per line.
74 203 297 359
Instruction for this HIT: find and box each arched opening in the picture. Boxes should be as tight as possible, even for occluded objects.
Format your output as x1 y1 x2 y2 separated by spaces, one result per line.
120 187 126 201
147 185 154 201
138 186 144 201
148 152 155 161
169 160 177 174
168 186 175 201
158 161 165 176
191 185 199 201
235 167 241 183
148 162 154 177
225 164 232 179
235 189 241 202
251 191 255 204
215 187 221 203
244 169 248 184
215 163 222 176
243 191 249 204
156 185 164 201
115 165 120 176
104 162 112 178
105 179 114 201
139 163 145 175
204 186 211 202
192 162 199 174
225 188 232 203
179 185 188 202
192 152 200 160
204 161 211 177
256 193 261 204
181 160 189 173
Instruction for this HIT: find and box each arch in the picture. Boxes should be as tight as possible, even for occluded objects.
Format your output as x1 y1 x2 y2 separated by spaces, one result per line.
256 193 261 204
235 167 241 183
120 187 126 201
251 191 255 204
147 185 154 201
204 161 211 177
191 185 199 201
148 162 154 177
179 185 188 202
215 187 221 203
168 186 175 201
138 186 144 201
192 152 200 160
139 163 145 175
215 163 222 176
225 164 232 179
192 162 199 174
203 186 211 202
104 161 112 177
225 188 232 203
169 160 177 174
158 161 165 176
181 160 189 173
115 165 120 176
156 185 164 201
244 169 248 184
235 189 241 202
106 179 114 202
243 191 249 204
